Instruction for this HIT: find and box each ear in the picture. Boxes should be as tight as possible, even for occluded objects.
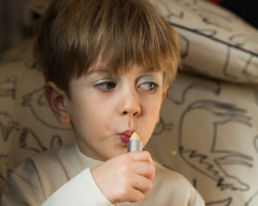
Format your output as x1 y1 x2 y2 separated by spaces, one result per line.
156 84 169 123
45 81 71 125
162 84 169 100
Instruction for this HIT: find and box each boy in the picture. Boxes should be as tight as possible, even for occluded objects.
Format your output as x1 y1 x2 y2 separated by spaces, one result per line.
1 0 205 205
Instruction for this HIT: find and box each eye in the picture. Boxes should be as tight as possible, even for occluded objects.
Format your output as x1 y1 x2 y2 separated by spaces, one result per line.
139 82 158 93
95 81 116 91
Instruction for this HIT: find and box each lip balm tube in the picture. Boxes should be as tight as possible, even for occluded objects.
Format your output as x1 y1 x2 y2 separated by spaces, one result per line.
128 132 142 152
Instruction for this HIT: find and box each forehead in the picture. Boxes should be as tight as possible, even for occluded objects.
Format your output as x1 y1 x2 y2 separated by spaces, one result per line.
86 58 164 76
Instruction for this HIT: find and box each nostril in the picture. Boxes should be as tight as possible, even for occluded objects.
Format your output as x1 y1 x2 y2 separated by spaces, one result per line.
133 111 139 116
123 111 128 115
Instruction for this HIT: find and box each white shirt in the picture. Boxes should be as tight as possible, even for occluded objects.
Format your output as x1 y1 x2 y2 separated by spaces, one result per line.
0 143 205 206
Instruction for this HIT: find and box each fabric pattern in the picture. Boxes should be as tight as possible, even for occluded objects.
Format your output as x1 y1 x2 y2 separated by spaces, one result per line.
145 71 258 206
0 38 75 195
149 0 258 84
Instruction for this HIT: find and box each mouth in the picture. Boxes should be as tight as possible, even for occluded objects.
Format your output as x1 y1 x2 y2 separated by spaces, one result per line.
117 129 135 145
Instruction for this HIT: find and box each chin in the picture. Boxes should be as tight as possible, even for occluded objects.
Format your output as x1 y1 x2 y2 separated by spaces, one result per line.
108 146 127 159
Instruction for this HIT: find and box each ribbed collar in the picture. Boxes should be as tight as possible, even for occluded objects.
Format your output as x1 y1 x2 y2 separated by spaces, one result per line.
74 142 103 169
58 143 104 180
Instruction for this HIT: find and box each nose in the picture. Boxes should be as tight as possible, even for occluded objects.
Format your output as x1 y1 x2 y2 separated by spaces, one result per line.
118 86 141 117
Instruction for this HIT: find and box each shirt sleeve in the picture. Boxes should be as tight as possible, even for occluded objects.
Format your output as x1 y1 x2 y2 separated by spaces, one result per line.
0 170 45 206
1 167 114 206
189 185 205 206
41 168 114 206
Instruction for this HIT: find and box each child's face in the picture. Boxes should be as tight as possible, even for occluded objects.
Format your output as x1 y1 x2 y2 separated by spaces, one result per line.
64 64 168 161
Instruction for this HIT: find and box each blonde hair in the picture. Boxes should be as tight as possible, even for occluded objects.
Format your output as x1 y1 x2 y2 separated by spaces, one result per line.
34 0 180 98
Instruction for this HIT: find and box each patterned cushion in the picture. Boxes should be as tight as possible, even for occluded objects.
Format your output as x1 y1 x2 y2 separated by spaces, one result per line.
150 0 258 83
0 38 75 194
146 71 258 205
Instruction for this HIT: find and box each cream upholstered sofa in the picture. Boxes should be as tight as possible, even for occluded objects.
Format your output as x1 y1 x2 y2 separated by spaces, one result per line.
1 0 258 205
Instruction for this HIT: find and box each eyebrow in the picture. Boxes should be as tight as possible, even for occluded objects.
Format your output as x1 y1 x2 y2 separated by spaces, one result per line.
87 68 109 74
87 67 163 75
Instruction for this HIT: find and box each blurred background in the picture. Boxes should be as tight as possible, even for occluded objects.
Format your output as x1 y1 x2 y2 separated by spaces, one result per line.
0 0 37 56
0 0 258 56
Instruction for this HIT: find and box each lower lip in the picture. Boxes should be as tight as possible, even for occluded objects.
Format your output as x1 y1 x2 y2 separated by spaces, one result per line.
118 135 130 144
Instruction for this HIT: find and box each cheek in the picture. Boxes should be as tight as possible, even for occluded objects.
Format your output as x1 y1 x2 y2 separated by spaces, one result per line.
142 94 162 119
74 100 114 136
140 96 162 144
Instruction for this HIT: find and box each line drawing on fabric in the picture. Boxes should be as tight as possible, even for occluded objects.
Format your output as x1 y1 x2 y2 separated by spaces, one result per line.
197 6 233 23
242 55 258 81
169 22 258 58
242 135 258 206
50 135 63 149
192 178 197 188
22 87 72 131
205 197 232 206
19 128 47 153
172 22 258 81
195 29 217 37
178 100 253 191
245 189 258 206
153 117 173 136
0 44 27 66
172 21 258 81
151 0 258 82
178 33 190 59
166 80 221 105
254 135 258 154
0 75 18 99
19 128 64 153
167 0 233 31
0 155 9 182
181 64 209 75
253 87 258 106
0 112 19 142
222 46 239 80
229 34 258 48
152 1 184 20
168 22 258 57
222 46 258 81
25 59 38 70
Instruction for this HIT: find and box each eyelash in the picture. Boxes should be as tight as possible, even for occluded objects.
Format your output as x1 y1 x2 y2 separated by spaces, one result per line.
94 81 159 93
94 82 116 91
139 82 159 93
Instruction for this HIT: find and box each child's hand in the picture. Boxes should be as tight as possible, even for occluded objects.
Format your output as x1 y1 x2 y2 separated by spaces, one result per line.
91 151 155 204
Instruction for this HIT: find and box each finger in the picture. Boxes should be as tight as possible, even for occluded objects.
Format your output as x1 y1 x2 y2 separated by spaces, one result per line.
132 175 153 195
125 187 145 203
133 161 155 180
127 151 153 163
